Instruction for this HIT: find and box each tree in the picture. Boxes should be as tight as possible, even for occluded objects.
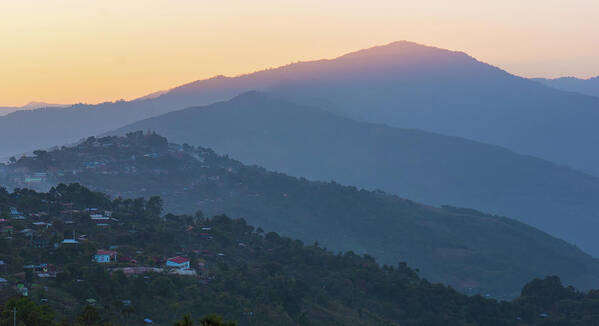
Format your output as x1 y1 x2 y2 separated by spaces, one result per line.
174 314 194 326
0 298 55 326
146 196 163 217
150 276 175 297
121 306 135 324
199 314 237 326
77 306 101 326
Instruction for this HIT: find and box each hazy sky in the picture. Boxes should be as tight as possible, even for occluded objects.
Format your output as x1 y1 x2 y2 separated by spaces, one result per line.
1 0 598 106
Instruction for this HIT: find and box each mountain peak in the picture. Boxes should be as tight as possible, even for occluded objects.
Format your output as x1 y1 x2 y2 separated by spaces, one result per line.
167 41 478 96
336 40 471 62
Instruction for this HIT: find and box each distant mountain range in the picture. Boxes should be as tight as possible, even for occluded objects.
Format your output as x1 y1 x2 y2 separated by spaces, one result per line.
0 101 67 116
534 76 599 98
5 132 599 297
113 92 599 257
2 41 599 177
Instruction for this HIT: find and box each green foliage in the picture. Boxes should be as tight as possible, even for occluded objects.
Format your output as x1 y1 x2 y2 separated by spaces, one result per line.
173 314 194 326
76 306 100 326
0 297 55 326
198 314 236 326
172 313 237 326
2 185 599 325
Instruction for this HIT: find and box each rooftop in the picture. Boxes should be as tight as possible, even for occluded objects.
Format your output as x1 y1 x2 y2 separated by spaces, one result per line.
167 256 189 264
96 250 118 256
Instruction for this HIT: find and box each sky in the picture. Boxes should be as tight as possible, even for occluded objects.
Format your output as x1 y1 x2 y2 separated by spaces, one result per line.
1 0 598 106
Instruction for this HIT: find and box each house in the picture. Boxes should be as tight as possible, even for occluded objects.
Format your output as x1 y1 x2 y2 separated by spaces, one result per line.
61 238 79 245
93 250 118 263
16 282 28 296
166 256 190 270
20 228 33 237
9 207 24 220
62 231 79 245
32 222 52 228
91 214 111 226
90 214 108 220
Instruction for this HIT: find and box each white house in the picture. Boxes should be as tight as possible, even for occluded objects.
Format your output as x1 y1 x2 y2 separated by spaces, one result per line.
9 207 24 220
166 256 190 269
93 250 118 263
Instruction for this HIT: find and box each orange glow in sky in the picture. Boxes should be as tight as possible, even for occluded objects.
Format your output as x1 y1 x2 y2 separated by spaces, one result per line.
1 0 598 106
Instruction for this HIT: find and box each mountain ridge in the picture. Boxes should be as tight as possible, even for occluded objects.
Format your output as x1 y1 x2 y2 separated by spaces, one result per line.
4 40 599 179
112 92 599 257
533 75 599 98
0 101 67 116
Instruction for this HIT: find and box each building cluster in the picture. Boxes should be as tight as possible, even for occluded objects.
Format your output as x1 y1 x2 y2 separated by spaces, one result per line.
0 200 216 302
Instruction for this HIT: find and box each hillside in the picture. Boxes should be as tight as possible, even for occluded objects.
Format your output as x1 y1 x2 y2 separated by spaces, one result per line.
3 132 599 298
3 185 599 325
3 41 599 178
534 76 599 98
113 92 599 258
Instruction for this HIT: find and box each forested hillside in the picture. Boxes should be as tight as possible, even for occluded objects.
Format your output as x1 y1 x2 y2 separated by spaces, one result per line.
3 132 599 298
1 185 599 325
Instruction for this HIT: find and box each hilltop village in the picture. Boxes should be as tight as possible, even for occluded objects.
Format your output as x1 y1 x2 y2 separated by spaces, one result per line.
1 131 233 198
0 183 240 323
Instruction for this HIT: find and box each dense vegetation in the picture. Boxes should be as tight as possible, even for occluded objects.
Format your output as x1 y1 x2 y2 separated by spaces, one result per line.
3 132 599 298
1 185 599 325
0 297 235 326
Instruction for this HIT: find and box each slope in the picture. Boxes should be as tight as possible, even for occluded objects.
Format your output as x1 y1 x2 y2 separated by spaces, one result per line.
113 92 599 257
4 132 599 298
2 185 598 325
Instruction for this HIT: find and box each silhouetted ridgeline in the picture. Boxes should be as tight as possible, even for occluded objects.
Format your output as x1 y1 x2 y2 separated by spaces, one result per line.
534 76 599 98
3 41 599 178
